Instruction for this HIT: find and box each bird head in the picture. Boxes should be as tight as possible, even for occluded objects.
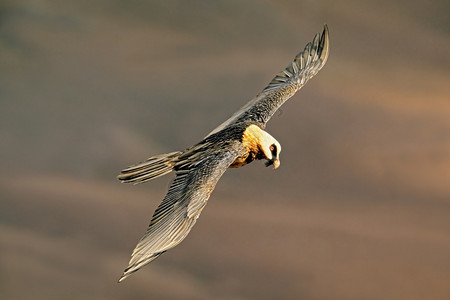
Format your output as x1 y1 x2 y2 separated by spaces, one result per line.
242 124 281 169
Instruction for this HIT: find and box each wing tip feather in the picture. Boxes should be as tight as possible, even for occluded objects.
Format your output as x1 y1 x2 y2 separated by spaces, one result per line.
262 24 330 93
320 24 330 66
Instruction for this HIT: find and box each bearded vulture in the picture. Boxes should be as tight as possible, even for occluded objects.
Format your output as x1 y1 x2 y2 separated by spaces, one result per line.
117 25 329 282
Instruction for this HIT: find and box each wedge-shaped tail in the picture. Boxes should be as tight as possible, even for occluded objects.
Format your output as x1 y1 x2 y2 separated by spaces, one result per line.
117 151 182 184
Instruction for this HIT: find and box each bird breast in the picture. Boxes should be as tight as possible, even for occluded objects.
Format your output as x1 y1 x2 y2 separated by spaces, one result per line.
229 124 268 168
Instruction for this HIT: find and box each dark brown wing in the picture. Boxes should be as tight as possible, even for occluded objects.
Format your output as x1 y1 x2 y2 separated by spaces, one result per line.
207 25 329 136
118 144 243 282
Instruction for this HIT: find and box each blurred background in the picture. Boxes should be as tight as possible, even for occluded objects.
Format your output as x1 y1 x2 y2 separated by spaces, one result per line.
1 0 449 299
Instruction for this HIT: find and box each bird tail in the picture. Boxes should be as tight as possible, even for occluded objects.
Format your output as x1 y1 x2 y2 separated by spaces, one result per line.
117 151 182 184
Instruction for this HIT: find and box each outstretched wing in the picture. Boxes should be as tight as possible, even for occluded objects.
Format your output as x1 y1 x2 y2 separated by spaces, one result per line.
118 146 241 282
207 25 329 136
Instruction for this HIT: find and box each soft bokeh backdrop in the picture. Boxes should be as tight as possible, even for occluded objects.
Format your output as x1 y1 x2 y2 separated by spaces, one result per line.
1 0 449 299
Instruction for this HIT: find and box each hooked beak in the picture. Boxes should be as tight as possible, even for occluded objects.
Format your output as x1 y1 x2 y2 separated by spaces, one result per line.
265 158 280 169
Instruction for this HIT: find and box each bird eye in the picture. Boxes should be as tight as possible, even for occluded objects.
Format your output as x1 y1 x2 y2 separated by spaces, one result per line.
270 144 277 154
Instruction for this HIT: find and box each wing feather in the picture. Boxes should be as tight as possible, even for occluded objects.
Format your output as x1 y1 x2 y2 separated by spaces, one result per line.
118 146 241 282
207 24 329 136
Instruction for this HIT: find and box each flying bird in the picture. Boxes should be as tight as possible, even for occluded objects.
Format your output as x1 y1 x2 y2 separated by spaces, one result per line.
118 25 329 282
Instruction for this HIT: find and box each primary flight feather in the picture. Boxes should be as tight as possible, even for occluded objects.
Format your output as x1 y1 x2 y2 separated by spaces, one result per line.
117 25 329 282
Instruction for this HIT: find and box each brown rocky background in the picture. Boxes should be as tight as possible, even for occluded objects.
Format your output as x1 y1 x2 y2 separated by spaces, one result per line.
1 1 449 299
